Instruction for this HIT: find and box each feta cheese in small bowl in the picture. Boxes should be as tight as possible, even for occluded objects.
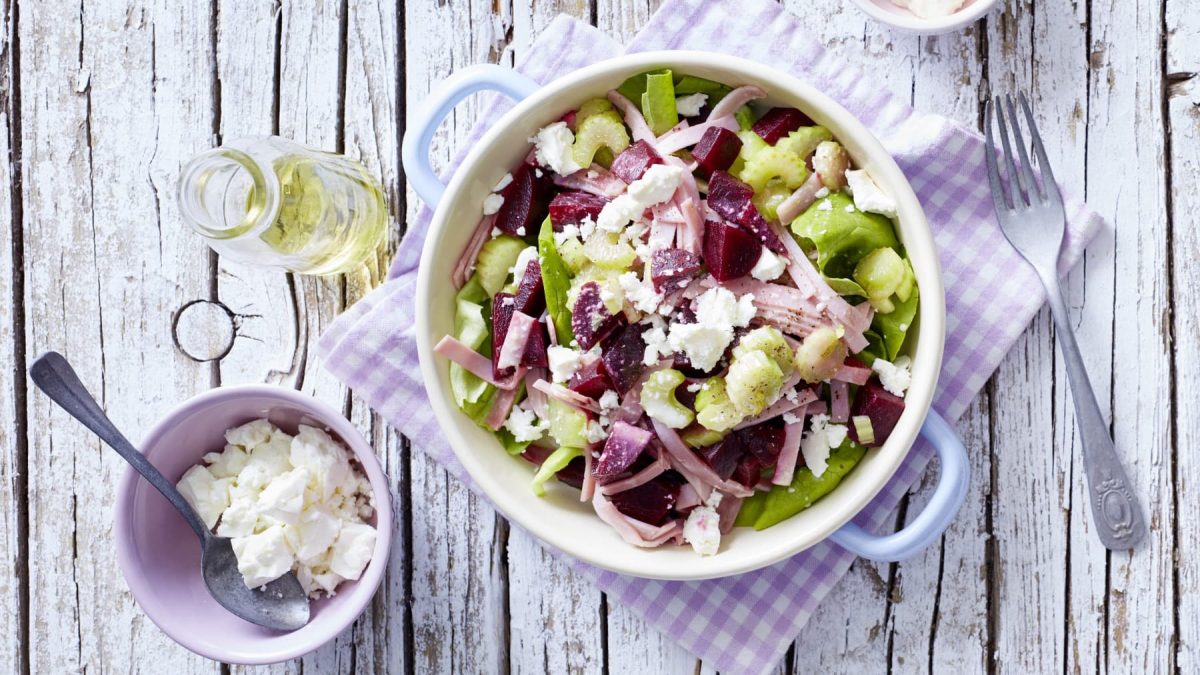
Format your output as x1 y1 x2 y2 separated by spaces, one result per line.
113 385 392 664
848 0 1001 34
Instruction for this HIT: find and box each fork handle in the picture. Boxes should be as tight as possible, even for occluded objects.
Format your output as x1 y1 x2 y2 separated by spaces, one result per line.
1040 273 1146 550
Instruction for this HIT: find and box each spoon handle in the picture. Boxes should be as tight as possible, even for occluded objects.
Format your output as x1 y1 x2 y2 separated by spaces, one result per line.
29 351 211 541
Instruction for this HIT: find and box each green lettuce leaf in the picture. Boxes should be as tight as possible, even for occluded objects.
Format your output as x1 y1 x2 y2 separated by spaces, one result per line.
872 285 919 360
790 191 900 280
736 440 868 530
531 445 584 497
538 215 575 345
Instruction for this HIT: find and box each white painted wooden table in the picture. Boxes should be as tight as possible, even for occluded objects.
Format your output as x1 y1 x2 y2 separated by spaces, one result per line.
1 0 1195 672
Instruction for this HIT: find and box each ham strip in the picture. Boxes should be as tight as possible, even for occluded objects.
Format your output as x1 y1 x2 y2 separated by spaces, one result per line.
597 448 670 495
834 362 873 385
716 277 829 337
707 84 766 121
652 419 754 499
496 312 536 370
655 115 739 155
434 336 524 389
453 214 496 289
523 370 550 418
830 380 850 423
716 495 742 535
775 173 825 224
676 197 704 256
552 164 627 197
624 517 683 542
606 90 655 143
676 484 701 511
484 385 520 430
533 379 602 414
581 449 597 502
768 220 870 351
772 408 808 486
593 494 679 547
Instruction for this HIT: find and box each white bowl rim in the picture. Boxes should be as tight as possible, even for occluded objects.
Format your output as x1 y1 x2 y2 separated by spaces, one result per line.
414 50 945 580
847 0 1000 34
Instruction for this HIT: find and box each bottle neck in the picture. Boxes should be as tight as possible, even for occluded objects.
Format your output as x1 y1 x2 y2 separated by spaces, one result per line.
177 148 278 240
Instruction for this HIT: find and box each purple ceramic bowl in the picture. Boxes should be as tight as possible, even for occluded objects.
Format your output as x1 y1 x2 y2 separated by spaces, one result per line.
113 385 393 664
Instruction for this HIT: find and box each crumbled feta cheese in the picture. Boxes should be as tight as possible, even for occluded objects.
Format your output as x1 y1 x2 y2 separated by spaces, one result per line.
782 411 802 425
784 387 799 403
492 172 514 192
871 355 912 397
815 187 830 199
490 227 502 237
596 165 684 233
686 382 703 393
531 121 582 176
750 247 786 282
844 203 856 213
599 390 620 412
504 405 548 442
585 419 609 444
482 193 505 215
817 199 833 212
675 92 709 117
845 169 898 219
535 168 544 178
683 491 723 556
509 246 539 288
547 345 585 382
641 324 669 366
801 414 849 478
578 215 597 240
619 271 662 314
516 226 526 236
666 287 756 372
181 420 377 598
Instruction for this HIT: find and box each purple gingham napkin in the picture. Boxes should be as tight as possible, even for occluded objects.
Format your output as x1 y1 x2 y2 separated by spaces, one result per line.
319 0 1104 672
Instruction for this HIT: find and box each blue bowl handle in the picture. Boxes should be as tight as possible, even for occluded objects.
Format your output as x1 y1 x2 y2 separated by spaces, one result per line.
828 410 970 561
400 64 540 210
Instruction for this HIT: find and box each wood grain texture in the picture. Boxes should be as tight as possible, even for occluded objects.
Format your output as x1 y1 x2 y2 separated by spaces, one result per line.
1166 3 1199 672
0 0 1193 673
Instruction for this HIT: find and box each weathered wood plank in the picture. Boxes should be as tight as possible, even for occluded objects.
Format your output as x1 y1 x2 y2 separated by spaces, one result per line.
20 1 217 671
1165 0 1199 669
0 0 24 672
402 1 510 672
1085 0 1174 670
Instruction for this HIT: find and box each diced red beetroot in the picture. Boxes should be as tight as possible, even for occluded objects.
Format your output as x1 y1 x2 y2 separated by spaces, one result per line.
521 322 549 368
600 323 646 394
692 127 743 176
752 107 813 145
732 454 764 488
593 421 654 483
555 456 587 490
702 435 745 481
513 259 546 316
706 171 756 224
734 419 786 464
740 209 787 254
849 380 906 447
491 293 517 380
703 219 762 281
649 248 702 293
548 191 609 231
561 109 577 130
609 140 664 184
571 281 622 350
520 444 554 466
674 384 698 411
494 164 550 236
568 359 612 400
609 478 677 525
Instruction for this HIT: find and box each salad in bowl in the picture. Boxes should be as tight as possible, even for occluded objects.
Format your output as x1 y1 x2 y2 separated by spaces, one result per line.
433 69 919 557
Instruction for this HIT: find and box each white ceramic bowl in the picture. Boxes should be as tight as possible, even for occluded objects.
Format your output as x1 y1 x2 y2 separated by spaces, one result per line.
410 52 949 580
848 0 1001 34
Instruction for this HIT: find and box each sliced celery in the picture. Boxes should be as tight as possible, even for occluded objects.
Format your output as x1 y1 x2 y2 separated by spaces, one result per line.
774 126 833 157
572 110 631 168
582 231 637 271
738 146 809 193
641 369 695 429
734 105 756 131
726 350 784 417
547 398 588 449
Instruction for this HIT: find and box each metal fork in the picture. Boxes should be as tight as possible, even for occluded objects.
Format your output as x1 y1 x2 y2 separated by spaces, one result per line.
984 94 1145 551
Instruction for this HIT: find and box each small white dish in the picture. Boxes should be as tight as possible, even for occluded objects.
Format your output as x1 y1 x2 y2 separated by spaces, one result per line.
848 0 1001 34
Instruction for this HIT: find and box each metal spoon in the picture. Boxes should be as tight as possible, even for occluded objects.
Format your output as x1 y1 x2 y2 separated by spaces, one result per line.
29 351 311 631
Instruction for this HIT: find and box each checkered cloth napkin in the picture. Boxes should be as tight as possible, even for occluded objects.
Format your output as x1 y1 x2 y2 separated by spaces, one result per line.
319 0 1104 671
